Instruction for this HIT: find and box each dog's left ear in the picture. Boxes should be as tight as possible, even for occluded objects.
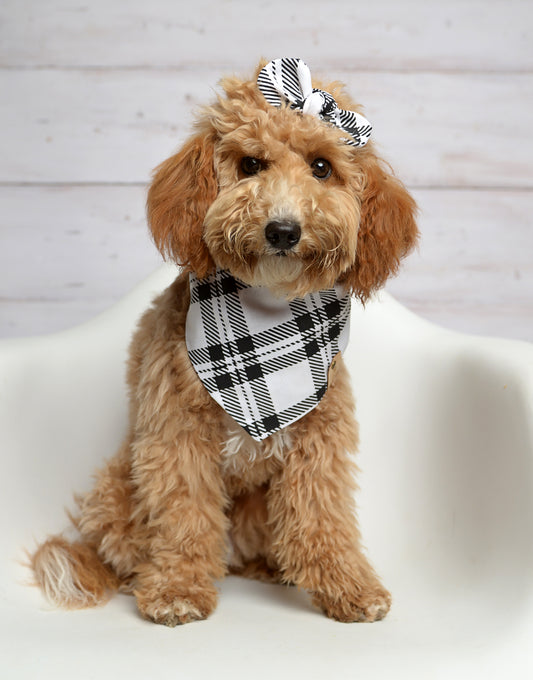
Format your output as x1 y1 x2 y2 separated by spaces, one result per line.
147 131 218 278
341 159 419 302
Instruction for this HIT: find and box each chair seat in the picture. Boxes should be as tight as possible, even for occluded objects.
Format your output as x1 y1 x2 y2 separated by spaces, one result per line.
1 263 532 679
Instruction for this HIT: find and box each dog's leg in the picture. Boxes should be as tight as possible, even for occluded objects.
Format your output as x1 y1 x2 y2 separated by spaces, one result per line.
130 420 229 626
74 437 144 585
227 485 285 584
267 361 391 622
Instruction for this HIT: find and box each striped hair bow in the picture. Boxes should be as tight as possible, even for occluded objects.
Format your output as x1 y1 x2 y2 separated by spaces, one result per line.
257 57 372 148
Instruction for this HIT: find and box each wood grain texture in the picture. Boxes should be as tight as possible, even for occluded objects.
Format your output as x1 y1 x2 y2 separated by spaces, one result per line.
0 0 532 341
1 0 531 71
1 69 532 187
0 186 160 302
388 188 533 340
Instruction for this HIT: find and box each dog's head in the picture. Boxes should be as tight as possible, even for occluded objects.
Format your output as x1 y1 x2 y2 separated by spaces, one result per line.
147 60 418 301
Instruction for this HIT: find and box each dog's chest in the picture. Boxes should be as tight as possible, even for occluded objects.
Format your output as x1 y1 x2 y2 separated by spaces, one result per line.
220 419 292 489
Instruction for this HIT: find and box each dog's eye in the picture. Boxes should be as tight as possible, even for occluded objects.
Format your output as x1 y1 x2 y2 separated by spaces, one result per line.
310 158 332 180
241 157 263 176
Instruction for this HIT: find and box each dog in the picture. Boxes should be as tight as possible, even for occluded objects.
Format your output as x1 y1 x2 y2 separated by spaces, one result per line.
31 58 418 626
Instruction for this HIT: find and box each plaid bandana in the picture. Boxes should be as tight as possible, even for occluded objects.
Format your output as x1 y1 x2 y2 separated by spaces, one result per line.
186 269 350 441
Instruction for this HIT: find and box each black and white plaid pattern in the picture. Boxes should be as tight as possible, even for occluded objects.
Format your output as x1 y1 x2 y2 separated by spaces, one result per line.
257 57 372 147
186 269 351 441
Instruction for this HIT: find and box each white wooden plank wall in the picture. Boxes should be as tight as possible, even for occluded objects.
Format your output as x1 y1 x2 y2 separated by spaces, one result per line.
1 0 532 340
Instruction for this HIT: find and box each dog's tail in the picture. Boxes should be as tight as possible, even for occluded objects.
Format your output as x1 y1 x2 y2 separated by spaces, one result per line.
30 535 119 609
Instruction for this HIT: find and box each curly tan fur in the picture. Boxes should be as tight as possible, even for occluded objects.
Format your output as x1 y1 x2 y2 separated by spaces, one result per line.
32 61 418 625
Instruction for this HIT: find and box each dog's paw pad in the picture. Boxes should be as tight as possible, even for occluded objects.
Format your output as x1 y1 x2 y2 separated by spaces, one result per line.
135 585 217 626
313 587 391 623
361 596 390 622
142 597 204 627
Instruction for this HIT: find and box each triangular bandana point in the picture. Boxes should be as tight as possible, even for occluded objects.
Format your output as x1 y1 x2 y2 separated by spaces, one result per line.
186 269 350 440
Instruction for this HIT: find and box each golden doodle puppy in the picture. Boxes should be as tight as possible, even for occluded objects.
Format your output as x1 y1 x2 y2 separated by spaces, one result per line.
32 58 418 626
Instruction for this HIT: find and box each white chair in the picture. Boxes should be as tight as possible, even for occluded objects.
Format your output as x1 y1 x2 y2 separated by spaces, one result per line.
1 263 532 679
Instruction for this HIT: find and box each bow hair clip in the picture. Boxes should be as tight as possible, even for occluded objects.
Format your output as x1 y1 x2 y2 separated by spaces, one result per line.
257 57 372 148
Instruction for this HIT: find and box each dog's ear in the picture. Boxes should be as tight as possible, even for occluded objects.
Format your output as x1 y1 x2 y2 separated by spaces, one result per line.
147 132 217 278
341 159 419 302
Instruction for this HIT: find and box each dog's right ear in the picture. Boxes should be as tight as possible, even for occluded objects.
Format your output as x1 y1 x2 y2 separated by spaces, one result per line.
147 132 218 278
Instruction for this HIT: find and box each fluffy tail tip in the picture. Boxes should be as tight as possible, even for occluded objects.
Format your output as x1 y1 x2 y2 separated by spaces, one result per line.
30 536 118 609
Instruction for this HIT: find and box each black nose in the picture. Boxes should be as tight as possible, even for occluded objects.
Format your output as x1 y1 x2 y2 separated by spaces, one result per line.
264 220 301 251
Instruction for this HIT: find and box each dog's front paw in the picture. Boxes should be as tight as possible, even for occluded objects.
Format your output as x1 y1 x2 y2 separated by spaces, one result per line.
312 584 391 623
135 582 218 627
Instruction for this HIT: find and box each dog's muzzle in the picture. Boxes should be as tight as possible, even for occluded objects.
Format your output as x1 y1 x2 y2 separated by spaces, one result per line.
264 220 301 252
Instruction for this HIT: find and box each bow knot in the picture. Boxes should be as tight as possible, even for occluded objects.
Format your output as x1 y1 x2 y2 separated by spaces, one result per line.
257 58 372 148
302 90 326 117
